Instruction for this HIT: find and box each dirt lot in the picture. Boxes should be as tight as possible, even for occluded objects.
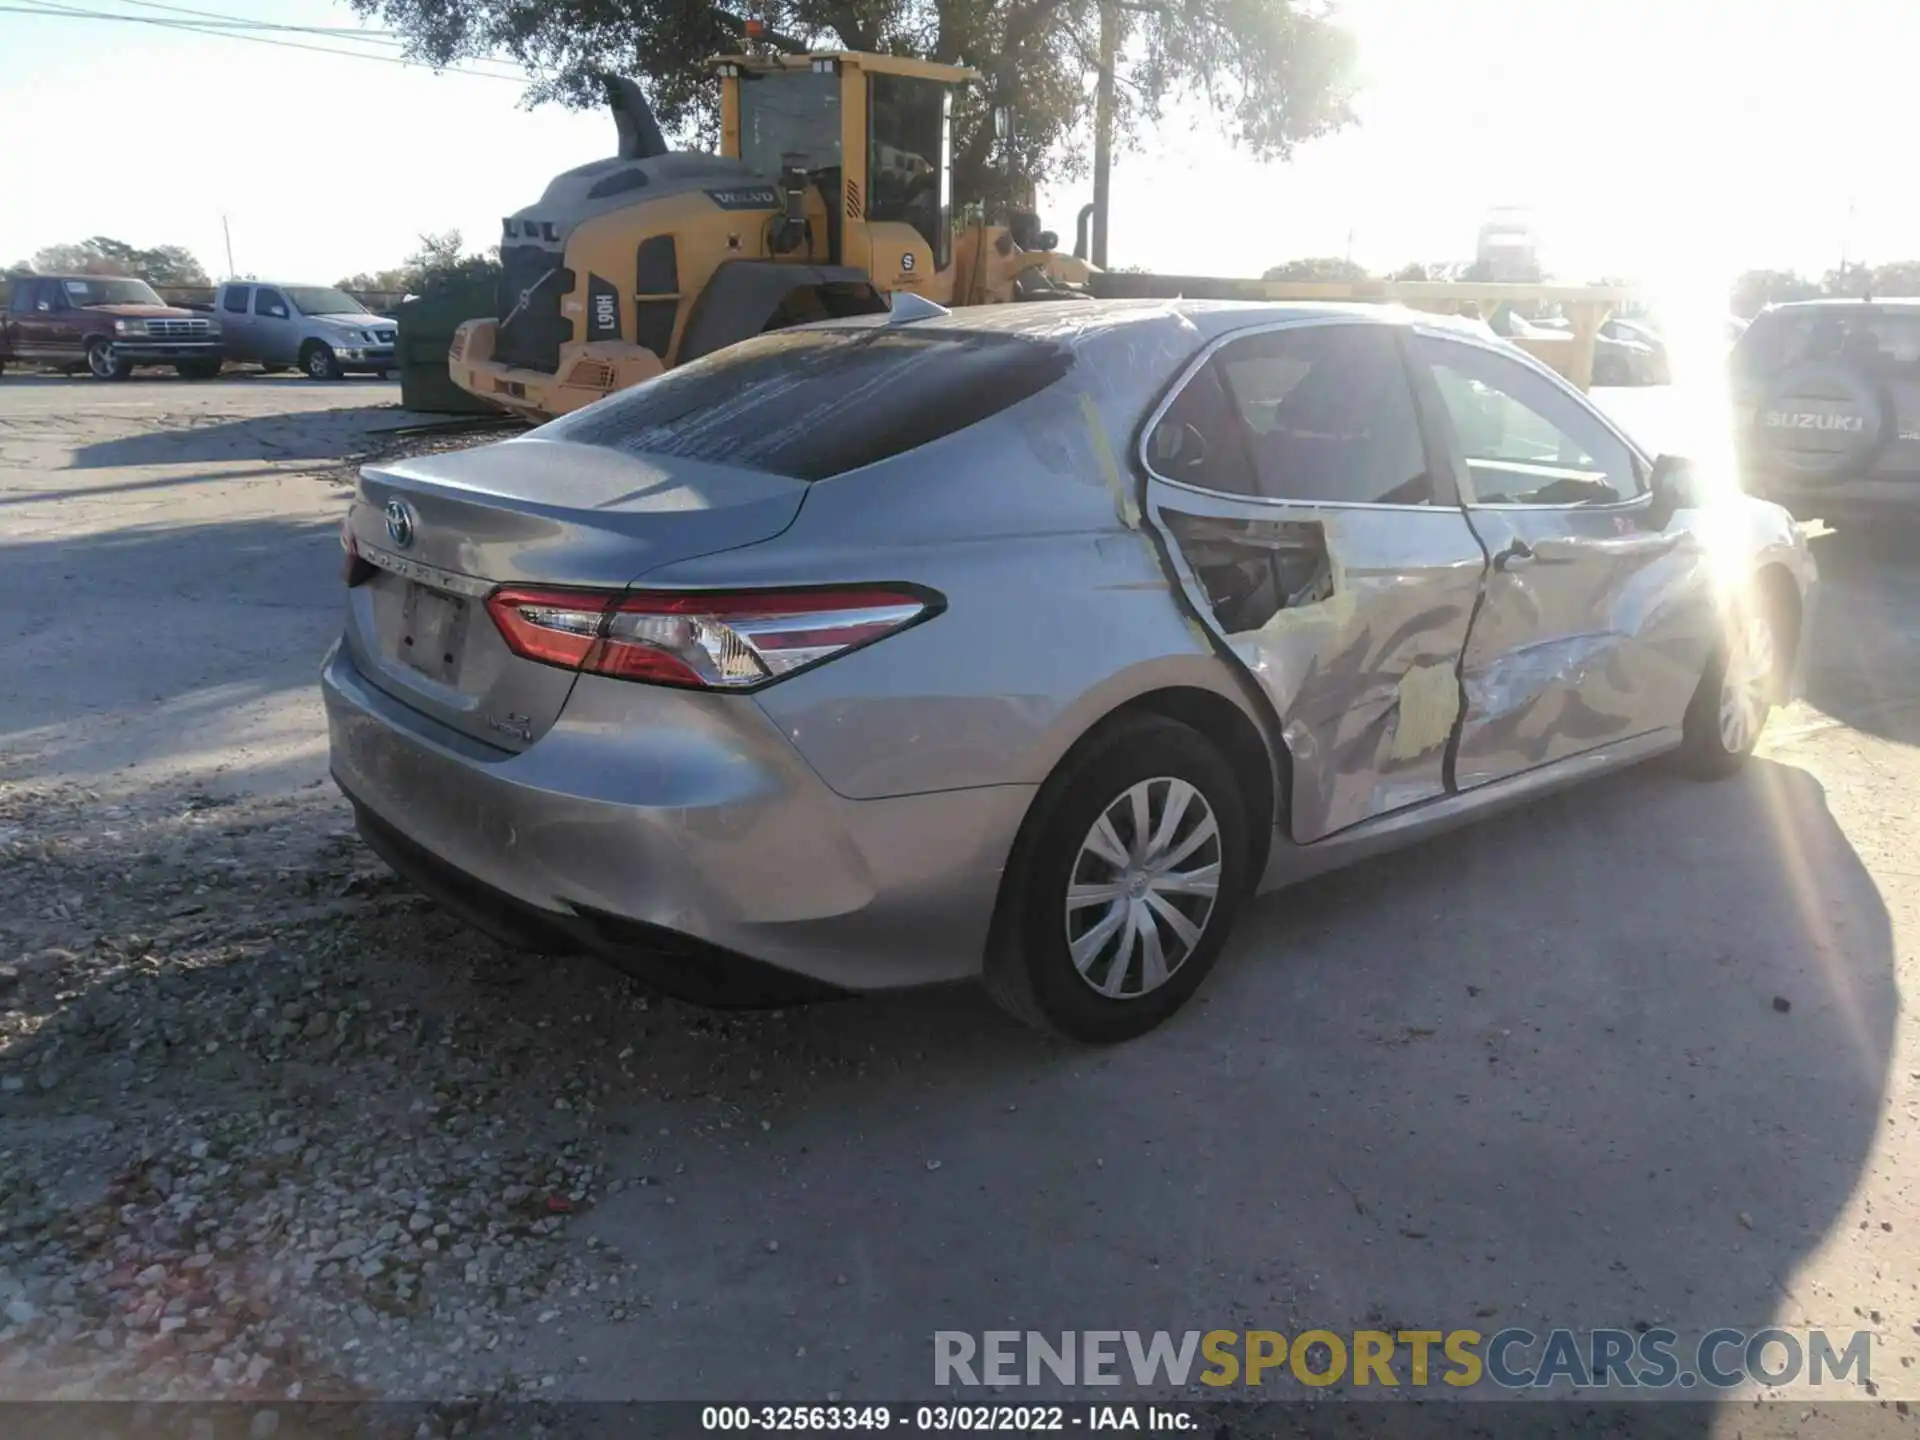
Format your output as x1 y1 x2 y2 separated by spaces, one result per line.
2 374 1919 1431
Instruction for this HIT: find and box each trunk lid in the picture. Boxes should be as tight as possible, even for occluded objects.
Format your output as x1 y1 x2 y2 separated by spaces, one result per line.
344 436 808 750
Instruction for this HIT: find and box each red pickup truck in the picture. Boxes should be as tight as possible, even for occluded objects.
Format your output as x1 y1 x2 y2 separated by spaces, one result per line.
0 274 225 379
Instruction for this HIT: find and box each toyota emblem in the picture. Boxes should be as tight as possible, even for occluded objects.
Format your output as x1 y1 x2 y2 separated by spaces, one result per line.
384 499 416 549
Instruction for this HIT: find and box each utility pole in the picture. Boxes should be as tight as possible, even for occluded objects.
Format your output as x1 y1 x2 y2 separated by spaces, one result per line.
222 215 236 280
1091 4 1116 269
1089 0 1164 271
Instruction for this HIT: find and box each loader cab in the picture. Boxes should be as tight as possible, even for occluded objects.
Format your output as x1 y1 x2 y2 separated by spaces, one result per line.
717 51 975 297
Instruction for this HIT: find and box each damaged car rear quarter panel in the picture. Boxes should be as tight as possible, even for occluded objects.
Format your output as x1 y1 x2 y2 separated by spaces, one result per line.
659 325 1261 801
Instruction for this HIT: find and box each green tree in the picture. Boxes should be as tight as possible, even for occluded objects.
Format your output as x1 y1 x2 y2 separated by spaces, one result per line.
27 237 208 284
1865 260 1920 297
1262 256 1370 283
340 231 502 297
1387 261 1430 281
336 266 411 294
1728 267 1819 317
348 0 1358 213
1821 261 1871 298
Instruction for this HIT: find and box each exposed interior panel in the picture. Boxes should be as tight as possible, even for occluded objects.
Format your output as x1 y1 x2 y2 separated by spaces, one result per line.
1159 512 1332 634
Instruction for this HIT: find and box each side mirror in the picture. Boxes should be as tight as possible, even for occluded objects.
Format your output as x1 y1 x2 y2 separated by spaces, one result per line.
1646 453 1702 528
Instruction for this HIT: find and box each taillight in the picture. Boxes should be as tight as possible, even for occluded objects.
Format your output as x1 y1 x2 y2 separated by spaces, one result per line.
484 585 939 690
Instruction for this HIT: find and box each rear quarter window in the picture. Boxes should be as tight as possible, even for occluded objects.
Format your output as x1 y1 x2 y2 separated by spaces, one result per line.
1736 308 1920 380
544 326 1073 480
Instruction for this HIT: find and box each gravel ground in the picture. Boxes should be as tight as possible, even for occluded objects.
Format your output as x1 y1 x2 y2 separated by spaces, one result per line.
0 610 646 1409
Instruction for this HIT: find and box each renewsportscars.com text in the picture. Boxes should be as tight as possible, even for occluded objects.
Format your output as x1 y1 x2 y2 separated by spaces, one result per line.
933 1328 1872 1392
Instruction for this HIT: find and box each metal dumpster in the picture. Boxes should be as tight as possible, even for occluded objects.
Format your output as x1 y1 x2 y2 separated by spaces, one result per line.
397 280 503 414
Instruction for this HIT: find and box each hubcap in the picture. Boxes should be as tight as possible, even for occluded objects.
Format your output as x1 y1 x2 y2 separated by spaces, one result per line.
1718 607 1776 754
1064 777 1222 999
89 344 112 377
309 350 328 377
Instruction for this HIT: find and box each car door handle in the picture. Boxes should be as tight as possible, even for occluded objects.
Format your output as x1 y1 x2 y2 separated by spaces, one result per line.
1494 540 1535 571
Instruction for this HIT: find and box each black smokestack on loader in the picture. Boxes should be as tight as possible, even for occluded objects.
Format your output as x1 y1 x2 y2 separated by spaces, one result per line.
603 74 669 160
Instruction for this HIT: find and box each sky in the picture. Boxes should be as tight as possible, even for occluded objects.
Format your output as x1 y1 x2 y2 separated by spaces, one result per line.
1 0 1915 290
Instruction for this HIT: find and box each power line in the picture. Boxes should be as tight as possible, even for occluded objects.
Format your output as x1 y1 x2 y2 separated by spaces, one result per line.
104 0 406 37
97 0 529 74
9 0 523 72
0 1 530 81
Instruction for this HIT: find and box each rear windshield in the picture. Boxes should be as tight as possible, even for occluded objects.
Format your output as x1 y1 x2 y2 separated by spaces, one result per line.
544 326 1073 480
1735 308 1920 379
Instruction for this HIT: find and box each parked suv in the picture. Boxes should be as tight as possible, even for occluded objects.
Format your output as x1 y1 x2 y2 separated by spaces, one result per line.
1732 298 1920 506
0 275 223 379
214 282 397 380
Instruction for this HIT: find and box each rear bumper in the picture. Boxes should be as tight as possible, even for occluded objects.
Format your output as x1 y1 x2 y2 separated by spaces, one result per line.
321 640 1031 995
448 354 564 420
448 323 665 421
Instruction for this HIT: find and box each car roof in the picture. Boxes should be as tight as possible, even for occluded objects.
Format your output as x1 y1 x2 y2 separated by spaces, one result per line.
827 296 1432 348
1764 297 1920 314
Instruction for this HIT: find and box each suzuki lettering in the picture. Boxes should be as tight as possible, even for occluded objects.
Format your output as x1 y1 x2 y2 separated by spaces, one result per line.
1763 411 1865 431
384 499 417 549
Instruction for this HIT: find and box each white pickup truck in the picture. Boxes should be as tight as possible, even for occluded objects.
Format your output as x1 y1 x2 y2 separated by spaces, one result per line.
212 282 397 380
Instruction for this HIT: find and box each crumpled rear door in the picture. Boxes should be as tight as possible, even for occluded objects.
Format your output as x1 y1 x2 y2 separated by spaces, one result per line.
1139 318 1489 844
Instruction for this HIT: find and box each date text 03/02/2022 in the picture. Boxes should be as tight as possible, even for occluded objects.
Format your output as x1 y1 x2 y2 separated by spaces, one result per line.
701 1405 1193 1432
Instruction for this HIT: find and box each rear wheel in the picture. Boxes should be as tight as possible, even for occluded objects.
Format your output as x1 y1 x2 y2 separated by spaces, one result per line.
302 342 342 380
986 715 1248 1042
1679 596 1778 778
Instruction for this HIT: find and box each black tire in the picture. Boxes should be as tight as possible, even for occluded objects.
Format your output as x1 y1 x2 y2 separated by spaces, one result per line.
175 359 223 380
302 342 342 381
87 338 132 381
1593 353 1627 386
1677 592 1779 779
985 714 1249 1043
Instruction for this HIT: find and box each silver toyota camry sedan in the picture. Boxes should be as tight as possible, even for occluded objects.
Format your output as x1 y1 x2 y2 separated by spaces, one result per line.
324 300 1817 1042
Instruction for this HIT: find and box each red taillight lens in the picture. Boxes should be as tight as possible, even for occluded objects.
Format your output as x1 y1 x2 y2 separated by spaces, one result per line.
484 585 937 690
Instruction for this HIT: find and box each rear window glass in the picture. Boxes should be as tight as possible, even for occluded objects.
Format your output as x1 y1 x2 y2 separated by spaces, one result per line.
544 326 1073 480
1736 308 1920 378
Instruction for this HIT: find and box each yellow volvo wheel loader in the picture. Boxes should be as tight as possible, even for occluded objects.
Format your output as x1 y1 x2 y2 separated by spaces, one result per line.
451 45 1092 421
